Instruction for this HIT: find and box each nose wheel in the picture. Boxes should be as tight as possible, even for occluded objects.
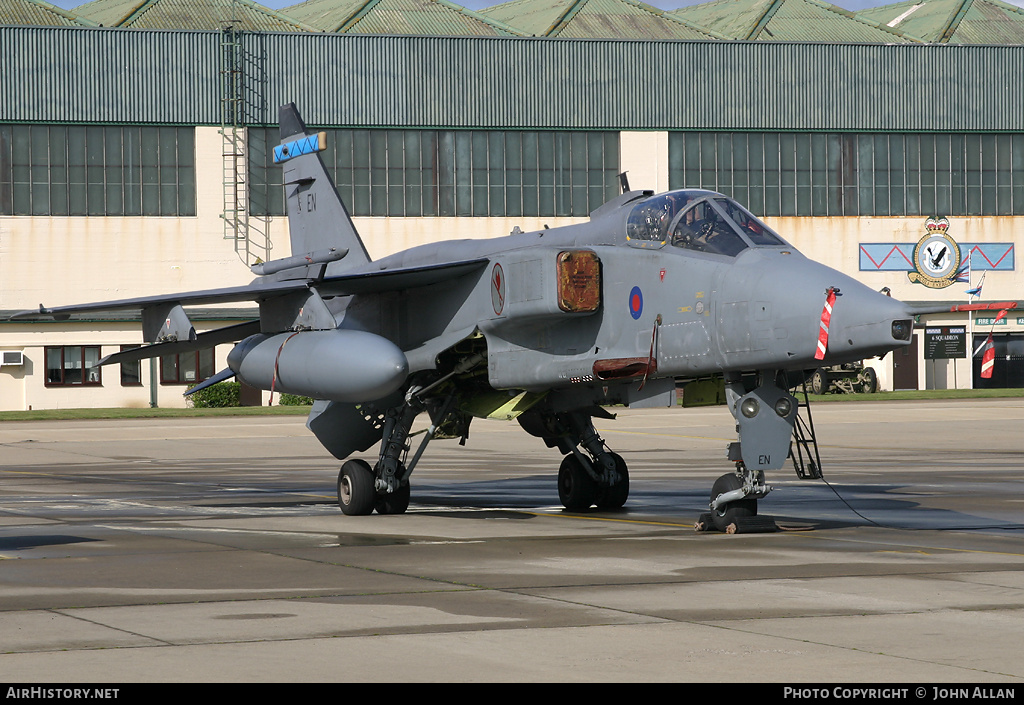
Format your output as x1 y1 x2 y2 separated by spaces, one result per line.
708 472 757 532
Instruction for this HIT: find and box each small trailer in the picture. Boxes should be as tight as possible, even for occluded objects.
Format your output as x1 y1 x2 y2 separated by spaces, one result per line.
809 362 878 395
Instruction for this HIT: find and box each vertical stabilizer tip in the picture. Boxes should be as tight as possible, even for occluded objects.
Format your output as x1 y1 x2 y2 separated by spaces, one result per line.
279 103 307 140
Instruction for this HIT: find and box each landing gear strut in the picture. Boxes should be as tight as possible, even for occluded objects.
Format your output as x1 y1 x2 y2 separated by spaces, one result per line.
336 401 418 516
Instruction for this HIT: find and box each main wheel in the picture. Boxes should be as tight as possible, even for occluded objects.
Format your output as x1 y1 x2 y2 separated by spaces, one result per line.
338 459 376 516
860 366 878 394
810 368 828 395
710 472 757 532
558 454 598 511
375 481 411 515
596 452 629 510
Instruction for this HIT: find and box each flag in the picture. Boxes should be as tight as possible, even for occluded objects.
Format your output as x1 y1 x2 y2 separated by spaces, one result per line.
955 262 971 283
965 271 985 298
955 249 971 283
980 334 995 379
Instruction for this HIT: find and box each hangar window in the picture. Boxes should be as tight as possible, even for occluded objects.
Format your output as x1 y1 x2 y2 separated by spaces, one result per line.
0 125 195 217
669 132 1024 218
249 127 619 219
44 346 102 387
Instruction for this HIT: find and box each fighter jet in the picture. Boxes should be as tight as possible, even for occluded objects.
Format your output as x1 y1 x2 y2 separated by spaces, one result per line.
12 104 916 526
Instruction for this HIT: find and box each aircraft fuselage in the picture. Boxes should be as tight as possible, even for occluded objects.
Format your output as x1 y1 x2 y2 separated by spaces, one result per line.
341 189 913 394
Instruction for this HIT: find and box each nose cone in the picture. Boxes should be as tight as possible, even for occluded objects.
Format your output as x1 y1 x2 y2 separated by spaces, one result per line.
822 283 913 364
728 250 913 367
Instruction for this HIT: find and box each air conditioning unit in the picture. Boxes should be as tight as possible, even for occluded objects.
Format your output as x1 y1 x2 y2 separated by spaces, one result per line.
1 351 25 367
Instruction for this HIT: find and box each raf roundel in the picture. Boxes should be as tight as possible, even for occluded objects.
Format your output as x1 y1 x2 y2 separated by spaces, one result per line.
628 286 643 320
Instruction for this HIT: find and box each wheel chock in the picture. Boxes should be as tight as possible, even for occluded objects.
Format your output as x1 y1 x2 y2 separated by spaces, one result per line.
695 513 779 534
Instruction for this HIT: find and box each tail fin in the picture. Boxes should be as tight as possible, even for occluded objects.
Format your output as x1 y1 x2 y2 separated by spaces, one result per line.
276 103 371 272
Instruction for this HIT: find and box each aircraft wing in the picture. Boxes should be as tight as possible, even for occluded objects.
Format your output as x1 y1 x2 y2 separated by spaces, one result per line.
8 258 489 322
7 280 305 321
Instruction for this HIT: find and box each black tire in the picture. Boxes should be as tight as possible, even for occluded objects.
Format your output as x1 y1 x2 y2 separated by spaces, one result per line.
375 481 411 515
558 454 598 511
710 472 757 532
596 452 629 510
338 459 376 516
860 366 878 394
810 368 828 395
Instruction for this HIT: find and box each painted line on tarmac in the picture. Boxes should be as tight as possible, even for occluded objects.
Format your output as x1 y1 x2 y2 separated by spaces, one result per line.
594 427 733 442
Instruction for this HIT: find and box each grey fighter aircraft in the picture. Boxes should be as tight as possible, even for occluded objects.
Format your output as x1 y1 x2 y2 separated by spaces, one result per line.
12 104 916 526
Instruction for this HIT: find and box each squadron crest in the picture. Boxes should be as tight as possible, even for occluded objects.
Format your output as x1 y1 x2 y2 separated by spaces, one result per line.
908 217 963 289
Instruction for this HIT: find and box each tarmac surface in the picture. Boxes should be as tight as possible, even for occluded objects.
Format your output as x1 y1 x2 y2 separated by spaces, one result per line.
1 398 1023 683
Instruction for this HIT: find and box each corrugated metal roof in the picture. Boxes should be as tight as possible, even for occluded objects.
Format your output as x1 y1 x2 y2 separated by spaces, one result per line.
952 0 1024 43
74 0 315 31
278 0 363 30
1 0 99 26
480 0 726 40
282 0 524 35
667 0 773 39
479 0 572 35
73 0 149 27
672 0 923 42
859 0 1024 44
2 27 1021 132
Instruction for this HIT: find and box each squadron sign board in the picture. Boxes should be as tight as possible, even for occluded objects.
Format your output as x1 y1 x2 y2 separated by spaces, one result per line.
924 327 967 359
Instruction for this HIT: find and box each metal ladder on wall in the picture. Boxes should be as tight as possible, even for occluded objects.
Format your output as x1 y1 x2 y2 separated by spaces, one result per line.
219 22 272 267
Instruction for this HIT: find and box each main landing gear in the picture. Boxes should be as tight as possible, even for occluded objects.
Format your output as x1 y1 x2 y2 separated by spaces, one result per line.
520 408 629 511
336 363 475 515
336 398 418 516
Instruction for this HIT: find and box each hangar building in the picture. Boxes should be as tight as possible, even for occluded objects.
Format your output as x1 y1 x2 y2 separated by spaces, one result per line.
1 0 1022 410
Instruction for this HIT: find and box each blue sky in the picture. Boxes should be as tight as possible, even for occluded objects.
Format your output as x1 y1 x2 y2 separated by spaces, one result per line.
45 1 1024 14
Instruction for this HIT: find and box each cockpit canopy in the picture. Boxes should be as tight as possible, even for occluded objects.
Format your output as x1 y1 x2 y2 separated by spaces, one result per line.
625 190 787 256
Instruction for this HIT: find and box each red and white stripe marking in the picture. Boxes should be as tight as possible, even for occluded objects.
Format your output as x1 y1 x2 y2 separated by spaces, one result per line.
814 288 837 361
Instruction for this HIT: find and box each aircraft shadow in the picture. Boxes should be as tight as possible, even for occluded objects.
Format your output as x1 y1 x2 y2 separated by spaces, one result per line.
0 534 102 551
